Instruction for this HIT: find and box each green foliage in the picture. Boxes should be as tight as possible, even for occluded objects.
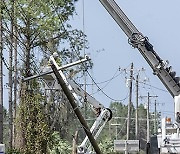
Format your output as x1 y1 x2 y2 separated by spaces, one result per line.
17 89 50 153
98 102 158 152
2 0 87 76
6 148 21 154
48 131 71 154
109 102 130 140
98 137 115 154
2 0 89 152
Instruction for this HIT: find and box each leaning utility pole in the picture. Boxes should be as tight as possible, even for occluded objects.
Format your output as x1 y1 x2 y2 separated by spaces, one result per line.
135 74 139 140
0 0 3 144
127 63 133 140
50 57 102 154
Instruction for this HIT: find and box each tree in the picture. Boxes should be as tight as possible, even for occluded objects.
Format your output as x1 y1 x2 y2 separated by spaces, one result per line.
3 107 8 147
0 0 3 144
108 102 129 140
16 85 50 153
98 137 118 154
48 131 72 154
1 0 89 151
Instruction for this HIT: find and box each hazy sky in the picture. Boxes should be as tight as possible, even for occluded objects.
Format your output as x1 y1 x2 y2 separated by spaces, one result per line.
70 0 180 120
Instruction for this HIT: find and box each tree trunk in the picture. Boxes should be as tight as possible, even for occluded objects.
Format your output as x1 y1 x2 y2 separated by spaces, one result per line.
0 0 3 144
9 0 14 148
72 131 78 154
25 19 31 78
13 2 18 145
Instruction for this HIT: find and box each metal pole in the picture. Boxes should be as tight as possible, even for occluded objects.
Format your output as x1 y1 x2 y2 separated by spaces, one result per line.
0 0 3 144
147 92 150 143
127 63 133 140
125 140 128 154
50 62 102 154
135 74 139 139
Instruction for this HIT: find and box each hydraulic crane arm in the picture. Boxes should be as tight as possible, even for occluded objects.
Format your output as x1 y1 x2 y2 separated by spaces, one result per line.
67 79 112 153
99 0 180 97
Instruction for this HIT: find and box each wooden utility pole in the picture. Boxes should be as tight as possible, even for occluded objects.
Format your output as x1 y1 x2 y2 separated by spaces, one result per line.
135 74 139 140
0 0 3 144
154 100 157 134
127 63 133 140
140 93 158 143
147 92 150 143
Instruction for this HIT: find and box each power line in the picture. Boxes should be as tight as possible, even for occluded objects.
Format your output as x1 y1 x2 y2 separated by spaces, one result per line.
139 81 168 93
27 0 130 104
79 72 122 86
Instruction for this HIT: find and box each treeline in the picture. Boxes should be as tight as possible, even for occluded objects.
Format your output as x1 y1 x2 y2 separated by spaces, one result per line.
3 101 159 153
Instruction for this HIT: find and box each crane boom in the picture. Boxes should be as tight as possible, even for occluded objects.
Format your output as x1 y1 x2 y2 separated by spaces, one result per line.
99 0 180 97
99 1 180 153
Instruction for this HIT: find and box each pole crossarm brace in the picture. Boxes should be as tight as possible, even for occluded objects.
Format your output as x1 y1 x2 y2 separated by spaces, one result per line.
22 55 90 82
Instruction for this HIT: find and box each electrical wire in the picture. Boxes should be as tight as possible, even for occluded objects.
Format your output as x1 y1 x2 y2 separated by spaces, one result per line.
139 81 168 93
48 0 128 102
80 70 122 86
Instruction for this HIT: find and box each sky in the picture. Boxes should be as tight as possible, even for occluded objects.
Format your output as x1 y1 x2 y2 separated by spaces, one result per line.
3 0 180 121
70 0 180 120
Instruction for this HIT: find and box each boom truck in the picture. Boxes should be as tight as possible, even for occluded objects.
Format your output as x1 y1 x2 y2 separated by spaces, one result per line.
98 0 180 153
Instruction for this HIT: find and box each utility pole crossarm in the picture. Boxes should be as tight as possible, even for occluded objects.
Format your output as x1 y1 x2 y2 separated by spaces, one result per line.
23 55 90 82
99 0 180 97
